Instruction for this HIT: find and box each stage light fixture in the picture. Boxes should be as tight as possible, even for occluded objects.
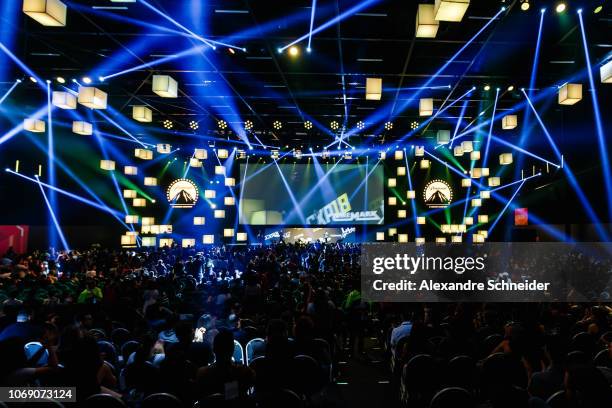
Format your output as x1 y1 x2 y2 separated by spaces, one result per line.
271 149 280 159
273 120 282 130
303 120 313 130
410 121 419 130
594 5 603 13
520 0 530 11
483 85 491 91
217 119 228 130
507 85 514 91
244 120 253 130
189 120 199 130
163 119 173 129
384 121 393 131
82 77 92 84
356 121 365 130
288 46 299 57
56 76 65 84
555 2 566 13
330 120 339 130
237 149 246 159
29 76 37 83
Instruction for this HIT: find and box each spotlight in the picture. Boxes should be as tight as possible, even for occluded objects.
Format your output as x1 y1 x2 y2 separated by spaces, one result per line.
288 46 299 57
507 85 515 91
56 77 65 84
594 5 602 13
163 119 173 129
244 120 253 130
304 120 313 130
410 121 419 130
520 0 530 11
306 47 312 53
484 85 491 91
218 120 228 130
82 77 92 84
189 120 199 130
228 48 235 55
98 76 105 82
384 121 393 130
29 76 37 83
555 2 566 13
356 121 365 130
273 120 282 130
330 120 339 131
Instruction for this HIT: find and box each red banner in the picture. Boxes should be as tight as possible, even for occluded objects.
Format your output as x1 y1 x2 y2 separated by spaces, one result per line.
0 225 29 255
514 208 529 226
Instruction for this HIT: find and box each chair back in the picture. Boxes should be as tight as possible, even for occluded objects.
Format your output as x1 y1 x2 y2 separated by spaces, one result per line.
111 328 131 348
430 387 473 408
546 390 569 408
142 393 182 408
85 393 127 408
291 354 324 396
245 338 266 365
98 340 118 365
233 339 244 364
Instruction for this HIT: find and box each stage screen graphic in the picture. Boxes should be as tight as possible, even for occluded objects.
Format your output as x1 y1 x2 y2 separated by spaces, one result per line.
239 163 384 225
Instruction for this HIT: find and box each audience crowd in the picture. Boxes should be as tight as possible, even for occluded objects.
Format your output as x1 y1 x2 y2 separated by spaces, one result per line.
0 242 610 407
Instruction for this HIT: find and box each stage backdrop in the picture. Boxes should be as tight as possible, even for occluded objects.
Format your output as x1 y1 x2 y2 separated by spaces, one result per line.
239 163 384 226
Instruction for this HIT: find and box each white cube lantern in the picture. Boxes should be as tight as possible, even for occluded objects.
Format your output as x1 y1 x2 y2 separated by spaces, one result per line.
159 238 173 247
416 4 439 38
224 196 235 206
419 98 433 116
52 91 76 109
460 140 473 153
23 0 67 26
415 237 425 245
471 198 482 207
436 130 450 144
461 178 472 187
157 144 171 154
134 148 153 160
182 238 195 248
415 146 425 157
141 237 156 247
78 87 107 109
141 217 155 226
488 177 500 187
407 190 416 199
125 215 139 224
152 75 178 98
388 178 397 187
237 232 248 242
397 166 406 176
499 153 513 165
453 146 464 157
203 235 214 244
124 166 138 175
217 149 229 159
204 190 215 199
121 235 136 246
478 214 489 223
470 151 480 160
193 217 205 225
224 177 235 187
398 209 407 218
464 216 473 225
417 216 426 225
365 77 382 100
398 234 409 243
434 0 470 22
600 59 612 83
451 235 463 243
480 190 490 199
189 158 202 168
214 209 225 218
376 232 385 241
24 118 45 133
223 229 235 238
133 106 153 123
194 149 207 160
502 114 517 130
478 230 488 238
394 150 404 160
123 189 137 198
215 165 226 175
100 160 115 171
473 234 485 243
379 151 386 160
144 177 157 186
133 198 146 207
388 228 397 236
72 121 92 135
558 83 582 105
420 159 430 169
388 197 397 206
436 237 447 244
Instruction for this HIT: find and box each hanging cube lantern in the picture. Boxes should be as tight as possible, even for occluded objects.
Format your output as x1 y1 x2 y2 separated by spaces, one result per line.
464 216 473 225
398 234 409 243
189 158 202 168
194 148 207 160
365 77 382 100
488 176 500 187
394 150 404 160
193 217 205 225
215 165 225 175
141 217 155 226
435 237 447 244
451 235 462 243
416 4 439 38
388 197 397 206
343 151 352 160
415 146 425 157
149 225 160 235
237 232 248 242
441 224 451 233
434 0 470 22
224 196 235 206
482 168 490 176
419 98 433 116
388 178 397 187
141 237 156 247
77 86 107 109
24 118 45 133
123 189 137 198
134 148 153 160
436 130 450 145
225 177 235 187
152 75 178 98
72 121 92 135
204 190 215 199
157 143 171 154
600 59 612 83
407 190 416 199
100 159 115 171
214 209 225 218
133 198 146 207
144 177 158 186
461 178 471 187
223 229 235 238
480 190 491 199
133 106 153 122
415 237 425 245
397 166 406 176
52 91 76 109
460 140 473 153
499 153 513 165
473 234 485 243
470 151 480 160
125 215 139 224
121 235 136 246
502 114 517 130
398 209 407 218
159 238 173 247
203 235 214 244
271 149 280 160
420 159 430 169
478 214 489 223
124 166 138 175
182 238 195 248
417 216 426 225
471 198 482 207
159 225 173 234
478 230 488 238
376 232 385 241
23 0 67 26
558 83 582 105
217 149 229 159
453 146 464 157
388 227 397 236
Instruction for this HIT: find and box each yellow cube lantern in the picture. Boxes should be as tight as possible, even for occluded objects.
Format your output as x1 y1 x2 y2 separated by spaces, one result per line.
204 190 216 199
499 153 513 165
217 149 229 159
224 177 235 187
471 198 482 207
470 151 480 160
157 144 171 154
100 160 115 171
189 158 202 168
397 166 406 176
478 214 489 223
388 197 397 206
123 189 137 198
488 177 500 187
182 238 195 248
417 216 426 225
398 209 407 218
214 209 225 218
24 118 45 133
461 178 471 187
159 238 174 247
558 83 582 105
435 237 447 244
407 190 416 199
193 217 205 225
464 216 473 225
434 0 470 22
420 159 430 169
223 229 235 238
144 177 158 186
480 190 490 199
194 149 208 160
135 148 153 160
224 196 235 206
141 217 155 226
502 114 517 130
152 75 178 98
379 151 386 160
376 232 385 241
124 166 137 175
388 178 397 187
125 215 139 224
52 91 76 109
478 230 488 238
460 140 473 153
394 150 404 160
398 234 409 243
215 165 226 175
473 234 485 243
415 237 425 245
419 97 433 116
451 235 463 243
237 232 248 242
78 87 107 109
416 4 439 38
415 146 425 157
203 235 214 244
142 237 156 247
133 106 153 123
365 77 382 100
133 198 146 207
454 146 464 157
23 0 67 26
121 235 136 246
72 121 92 135
388 228 397 236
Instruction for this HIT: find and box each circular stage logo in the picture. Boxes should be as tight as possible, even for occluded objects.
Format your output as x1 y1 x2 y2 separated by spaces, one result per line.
166 178 199 208
423 179 453 208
